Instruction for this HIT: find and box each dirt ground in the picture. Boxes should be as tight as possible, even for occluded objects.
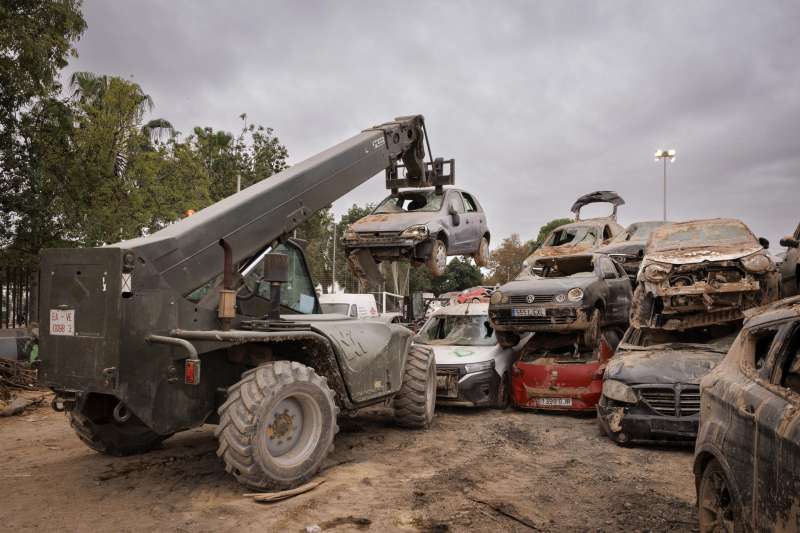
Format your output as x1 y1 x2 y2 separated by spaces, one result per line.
1 391 698 533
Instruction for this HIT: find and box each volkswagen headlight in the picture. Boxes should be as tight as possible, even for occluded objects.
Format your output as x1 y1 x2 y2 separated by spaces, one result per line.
643 263 672 282
602 379 638 404
567 288 584 302
490 290 503 304
400 224 429 240
741 253 772 273
464 360 493 374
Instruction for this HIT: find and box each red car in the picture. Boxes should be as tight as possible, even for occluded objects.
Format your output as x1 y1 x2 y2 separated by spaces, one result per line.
511 332 618 411
456 286 495 304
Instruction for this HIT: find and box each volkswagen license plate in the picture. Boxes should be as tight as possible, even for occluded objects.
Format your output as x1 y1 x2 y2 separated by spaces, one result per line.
512 307 546 317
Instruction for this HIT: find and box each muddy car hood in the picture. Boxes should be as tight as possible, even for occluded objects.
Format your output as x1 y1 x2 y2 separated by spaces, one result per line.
604 348 724 385
646 245 763 265
350 212 442 233
499 276 596 295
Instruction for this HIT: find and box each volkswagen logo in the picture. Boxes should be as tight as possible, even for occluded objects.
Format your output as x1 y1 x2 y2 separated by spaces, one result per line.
526 294 536 304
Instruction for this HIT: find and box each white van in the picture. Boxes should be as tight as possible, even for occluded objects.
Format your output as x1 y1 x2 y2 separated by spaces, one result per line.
318 293 379 319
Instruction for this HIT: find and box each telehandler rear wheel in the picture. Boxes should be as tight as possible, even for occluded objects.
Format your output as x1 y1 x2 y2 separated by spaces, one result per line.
393 345 436 428
69 397 170 456
215 361 338 491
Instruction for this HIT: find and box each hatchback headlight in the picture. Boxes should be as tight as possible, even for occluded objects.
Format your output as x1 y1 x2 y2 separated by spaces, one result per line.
567 288 584 302
465 360 493 374
741 253 772 273
400 224 429 240
643 263 672 282
602 379 638 404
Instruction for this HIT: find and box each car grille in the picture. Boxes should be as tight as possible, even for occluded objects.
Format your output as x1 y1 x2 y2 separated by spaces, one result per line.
637 385 700 417
507 294 556 304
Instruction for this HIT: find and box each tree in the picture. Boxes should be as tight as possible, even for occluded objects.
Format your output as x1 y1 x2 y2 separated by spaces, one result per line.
431 257 483 294
0 0 86 266
486 233 528 285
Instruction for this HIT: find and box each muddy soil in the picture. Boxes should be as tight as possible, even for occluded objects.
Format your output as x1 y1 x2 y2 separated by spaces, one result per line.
0 393 697 532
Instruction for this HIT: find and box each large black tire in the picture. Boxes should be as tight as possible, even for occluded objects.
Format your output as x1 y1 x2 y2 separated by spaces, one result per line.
215 361 339 491
698 458 743 533
69 404 169 457
393 345 436 428
426 239 448 277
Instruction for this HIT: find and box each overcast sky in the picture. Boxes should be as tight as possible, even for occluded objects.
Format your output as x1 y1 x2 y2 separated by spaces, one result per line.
65 1 799 250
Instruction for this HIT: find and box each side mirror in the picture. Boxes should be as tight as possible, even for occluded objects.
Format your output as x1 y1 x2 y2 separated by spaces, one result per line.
758 237 770 249
780 236 799 249
448 203 461 226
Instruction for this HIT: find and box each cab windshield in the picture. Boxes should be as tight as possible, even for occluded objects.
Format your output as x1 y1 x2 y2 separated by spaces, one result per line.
374 190 445 214
417 314 496 346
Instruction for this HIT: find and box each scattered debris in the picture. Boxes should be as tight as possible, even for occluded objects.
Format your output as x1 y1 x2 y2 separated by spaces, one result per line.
319 516 371 530
0 394 46 417
244 477 326 503
468 496 543 531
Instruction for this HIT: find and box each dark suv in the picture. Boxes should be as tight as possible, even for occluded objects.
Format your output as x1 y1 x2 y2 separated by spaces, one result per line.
693 296 800 532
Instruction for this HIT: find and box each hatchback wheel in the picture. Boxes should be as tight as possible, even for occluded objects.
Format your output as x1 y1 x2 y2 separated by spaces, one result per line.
426 239 447 276
698 459 742 533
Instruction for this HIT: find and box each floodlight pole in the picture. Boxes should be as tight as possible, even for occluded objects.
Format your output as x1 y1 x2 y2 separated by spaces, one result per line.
654 149 676 221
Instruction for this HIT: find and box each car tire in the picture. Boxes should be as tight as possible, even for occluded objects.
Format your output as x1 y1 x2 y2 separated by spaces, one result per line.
581 308 601 349
426 239 448 277
493 372 510 409
215 361 338 491
69 404 170 457
698 458 743 533
496 330 520 349
473 236 490 267
393 345 436 429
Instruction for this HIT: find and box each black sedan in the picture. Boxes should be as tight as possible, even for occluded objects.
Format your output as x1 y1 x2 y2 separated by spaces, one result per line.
597 325 736 445
489 253 632 348
597 220 671 283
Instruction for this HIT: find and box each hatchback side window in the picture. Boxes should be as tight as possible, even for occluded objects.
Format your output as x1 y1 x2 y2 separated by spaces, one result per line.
746 325 781 372
603 225 613 241
348 305 358 318
599 257 617 279
775 324 800 394
461 193 478 213
448 192 466 213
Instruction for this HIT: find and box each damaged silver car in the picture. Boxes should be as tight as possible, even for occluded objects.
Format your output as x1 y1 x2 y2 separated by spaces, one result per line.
343 188 489 277
527 191 625 261
631 218 781 330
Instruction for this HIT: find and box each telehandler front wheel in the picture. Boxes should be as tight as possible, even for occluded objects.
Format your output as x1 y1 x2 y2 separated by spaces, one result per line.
215 361 338 491
393 345 436 428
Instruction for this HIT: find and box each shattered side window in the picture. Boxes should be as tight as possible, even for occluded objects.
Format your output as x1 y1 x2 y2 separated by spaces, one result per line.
745 326 781 372
777 324 800 394
373 190 445 213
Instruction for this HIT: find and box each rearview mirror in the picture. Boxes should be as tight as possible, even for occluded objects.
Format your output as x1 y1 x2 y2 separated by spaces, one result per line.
758 237 770 249
780 236 799 249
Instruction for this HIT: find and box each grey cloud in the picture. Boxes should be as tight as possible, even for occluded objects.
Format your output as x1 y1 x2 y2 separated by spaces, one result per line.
67 0 800 249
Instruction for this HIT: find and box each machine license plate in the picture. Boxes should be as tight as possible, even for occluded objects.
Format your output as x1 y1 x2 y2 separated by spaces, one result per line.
436 374 458 398
537 397 572 407
512 307 546 317
49 309 75 336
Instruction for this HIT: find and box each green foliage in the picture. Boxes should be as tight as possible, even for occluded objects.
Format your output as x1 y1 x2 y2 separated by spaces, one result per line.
333 203 374 290
431 257 483 294
486 233 528 285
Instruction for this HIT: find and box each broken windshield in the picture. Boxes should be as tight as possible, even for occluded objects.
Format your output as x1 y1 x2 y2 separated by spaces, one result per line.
374 190 445 214
516 255 595 281
417 314 496 347
651 220 756 251
543 226 598 247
